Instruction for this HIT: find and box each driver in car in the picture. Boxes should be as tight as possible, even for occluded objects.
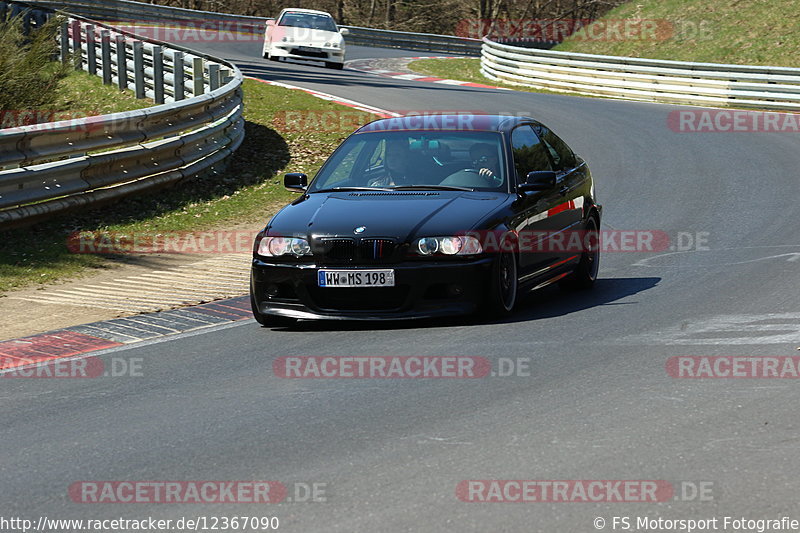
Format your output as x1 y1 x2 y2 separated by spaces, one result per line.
367 139 410 187
470 143 500 181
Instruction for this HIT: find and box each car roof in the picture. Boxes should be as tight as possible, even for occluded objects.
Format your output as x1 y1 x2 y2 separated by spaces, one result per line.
279 8 334 17
354 114 538 133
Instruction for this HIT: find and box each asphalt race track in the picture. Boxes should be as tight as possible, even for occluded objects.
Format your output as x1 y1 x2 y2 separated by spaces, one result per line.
2 38 800 532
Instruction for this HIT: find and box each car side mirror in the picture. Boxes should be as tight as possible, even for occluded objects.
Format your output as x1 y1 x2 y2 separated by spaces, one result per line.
519 170 556 192
284 172 308 192
339 27 350 36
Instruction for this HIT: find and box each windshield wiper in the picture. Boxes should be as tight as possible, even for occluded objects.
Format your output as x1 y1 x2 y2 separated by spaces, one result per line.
313 186 395 193
390 185 475 192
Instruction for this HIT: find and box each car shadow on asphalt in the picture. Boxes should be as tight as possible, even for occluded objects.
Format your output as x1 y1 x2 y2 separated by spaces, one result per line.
271 276 661 332
502 275 661 323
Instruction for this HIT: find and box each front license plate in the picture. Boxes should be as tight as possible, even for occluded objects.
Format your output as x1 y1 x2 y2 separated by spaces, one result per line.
297 46 321 52
318 269 395 288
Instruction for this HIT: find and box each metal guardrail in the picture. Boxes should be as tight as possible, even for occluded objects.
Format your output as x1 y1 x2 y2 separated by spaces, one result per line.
481 38 800 111
0 3 244 226
341 25 481 56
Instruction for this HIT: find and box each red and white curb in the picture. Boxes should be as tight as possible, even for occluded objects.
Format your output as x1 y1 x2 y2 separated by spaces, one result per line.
0 296 252 374
346 56 511 91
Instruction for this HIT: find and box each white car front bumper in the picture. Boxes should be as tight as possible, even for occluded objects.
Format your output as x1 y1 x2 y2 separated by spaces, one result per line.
269 43 345 63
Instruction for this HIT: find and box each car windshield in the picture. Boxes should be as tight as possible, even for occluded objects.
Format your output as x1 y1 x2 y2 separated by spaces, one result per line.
308 131 508 192
279 12 338 32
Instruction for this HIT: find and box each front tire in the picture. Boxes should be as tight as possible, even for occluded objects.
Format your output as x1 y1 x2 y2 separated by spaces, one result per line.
325 61 344 70
483 250 518 318
264 44 279 61
560 215 600 290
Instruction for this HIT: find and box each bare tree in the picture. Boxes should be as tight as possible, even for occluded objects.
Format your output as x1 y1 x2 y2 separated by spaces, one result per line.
386 0 396 26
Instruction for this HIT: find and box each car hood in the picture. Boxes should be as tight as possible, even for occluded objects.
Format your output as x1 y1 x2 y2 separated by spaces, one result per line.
267 191 511 241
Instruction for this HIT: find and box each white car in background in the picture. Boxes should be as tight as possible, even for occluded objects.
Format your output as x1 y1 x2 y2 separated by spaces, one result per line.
262 8 349 69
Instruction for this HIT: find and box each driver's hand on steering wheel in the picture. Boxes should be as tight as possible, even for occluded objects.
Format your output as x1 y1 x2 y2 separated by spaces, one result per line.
478 167 495 179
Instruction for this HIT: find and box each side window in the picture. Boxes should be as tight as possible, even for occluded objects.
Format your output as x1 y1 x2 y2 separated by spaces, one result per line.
510 126 552 183
534 125 577 171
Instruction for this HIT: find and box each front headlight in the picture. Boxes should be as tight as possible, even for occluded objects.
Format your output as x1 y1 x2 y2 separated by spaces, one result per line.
413 236 483 256
257 236 312 257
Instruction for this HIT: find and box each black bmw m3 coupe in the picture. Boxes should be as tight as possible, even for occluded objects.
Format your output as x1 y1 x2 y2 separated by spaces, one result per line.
250 114 601 326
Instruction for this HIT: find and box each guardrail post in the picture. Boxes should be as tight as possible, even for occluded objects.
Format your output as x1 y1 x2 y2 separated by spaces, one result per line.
133 41 145 99
173 51 185 101
100 30 112 85
208 63 220 91
152 45 165 104
192 57 204 96
220 67 231 85
71 20 82 70
85 24 96 75
59 20 69 64
115 35 127 90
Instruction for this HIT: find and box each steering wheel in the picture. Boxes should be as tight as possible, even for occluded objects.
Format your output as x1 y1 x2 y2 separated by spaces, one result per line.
462 168 502 187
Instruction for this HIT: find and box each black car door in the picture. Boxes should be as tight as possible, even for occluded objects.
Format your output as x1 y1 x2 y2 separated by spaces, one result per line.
508 124 566 281
534 124 587 243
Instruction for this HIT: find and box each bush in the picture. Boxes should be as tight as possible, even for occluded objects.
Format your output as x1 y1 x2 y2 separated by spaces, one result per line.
0 13 70 113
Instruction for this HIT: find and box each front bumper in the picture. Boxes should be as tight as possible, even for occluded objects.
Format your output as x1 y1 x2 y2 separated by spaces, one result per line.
251 258 494 320
269 44 344 63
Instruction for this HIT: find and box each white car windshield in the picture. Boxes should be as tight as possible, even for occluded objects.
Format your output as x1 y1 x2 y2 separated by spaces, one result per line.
279 12 338 32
